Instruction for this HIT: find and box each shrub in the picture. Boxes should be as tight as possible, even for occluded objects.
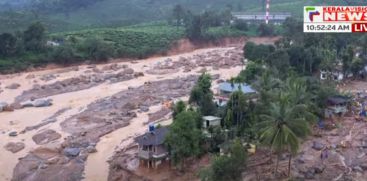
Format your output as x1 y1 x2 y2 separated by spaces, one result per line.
83 38 115 62
232 19 248 31
50 44 78 65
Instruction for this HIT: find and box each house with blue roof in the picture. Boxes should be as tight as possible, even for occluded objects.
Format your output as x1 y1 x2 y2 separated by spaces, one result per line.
215 82 256 107
218 82 256 96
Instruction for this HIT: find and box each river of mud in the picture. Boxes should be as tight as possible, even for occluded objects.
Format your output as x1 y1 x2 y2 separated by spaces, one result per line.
0 42 247 181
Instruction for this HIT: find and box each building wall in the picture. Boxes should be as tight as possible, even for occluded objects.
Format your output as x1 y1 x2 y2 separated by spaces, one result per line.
203 119 221 128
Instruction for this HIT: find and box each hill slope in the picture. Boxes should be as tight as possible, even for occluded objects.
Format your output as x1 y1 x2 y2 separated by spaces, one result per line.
0 0 350 33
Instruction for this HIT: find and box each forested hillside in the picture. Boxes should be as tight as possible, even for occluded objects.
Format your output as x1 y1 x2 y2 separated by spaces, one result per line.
0 0 353 33
0 0 365 73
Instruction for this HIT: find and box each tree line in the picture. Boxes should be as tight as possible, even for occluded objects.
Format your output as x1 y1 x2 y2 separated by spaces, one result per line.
0 22 117 73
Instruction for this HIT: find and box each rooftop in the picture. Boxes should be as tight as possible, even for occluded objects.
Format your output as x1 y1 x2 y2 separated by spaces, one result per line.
232 12 292 21
219 82 256 94
203 116 221 121
135 127 169 146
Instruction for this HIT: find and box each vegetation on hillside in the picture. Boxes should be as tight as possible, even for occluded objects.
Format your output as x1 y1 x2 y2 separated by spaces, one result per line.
0 5 268 74
0 0 359 34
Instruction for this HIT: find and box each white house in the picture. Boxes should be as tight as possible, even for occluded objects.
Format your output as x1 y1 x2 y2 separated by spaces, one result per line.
202 116 221 129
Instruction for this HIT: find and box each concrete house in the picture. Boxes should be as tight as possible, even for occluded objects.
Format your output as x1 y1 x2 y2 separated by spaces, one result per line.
202 116 221 129
135 126 169 169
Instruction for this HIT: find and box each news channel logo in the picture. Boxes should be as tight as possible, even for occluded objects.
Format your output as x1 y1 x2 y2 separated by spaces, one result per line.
304 6 323 22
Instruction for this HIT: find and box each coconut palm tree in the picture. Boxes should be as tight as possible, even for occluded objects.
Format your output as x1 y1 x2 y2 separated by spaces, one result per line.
257 93 315 177
252 71 282 116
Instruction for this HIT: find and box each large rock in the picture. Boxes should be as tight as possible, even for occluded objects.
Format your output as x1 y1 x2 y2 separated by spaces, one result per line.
20 101 34 108
86 145 97 153
25 74 36 79
4 142 25 153
32 129 61 145
123 68 134 74
2 105 14 112
21 99 53 108
33 99 53 107
5 83 20 89
9 131 18 137
63 148 81 157
139 106 149 112
312 141 325 151
134 72 144 77
0 101 8 112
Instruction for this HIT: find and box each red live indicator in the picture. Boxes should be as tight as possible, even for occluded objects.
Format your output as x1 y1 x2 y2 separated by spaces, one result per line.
352 23 367 32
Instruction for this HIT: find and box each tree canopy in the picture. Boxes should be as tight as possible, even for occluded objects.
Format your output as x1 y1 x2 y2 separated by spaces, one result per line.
165 110 202 167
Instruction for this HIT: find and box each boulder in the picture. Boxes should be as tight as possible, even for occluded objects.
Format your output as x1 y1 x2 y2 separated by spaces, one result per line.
28 99 53 107
86 145 97 153
9 131 18 137
139 106 149 112
123 68 134 74
4 142 25 153
0 101 8 112
2 105 14 112
20 101 34 108
312 141 324 151
134 72 144 77
63 148 81 157
25 74 36 79
5 83 20 89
